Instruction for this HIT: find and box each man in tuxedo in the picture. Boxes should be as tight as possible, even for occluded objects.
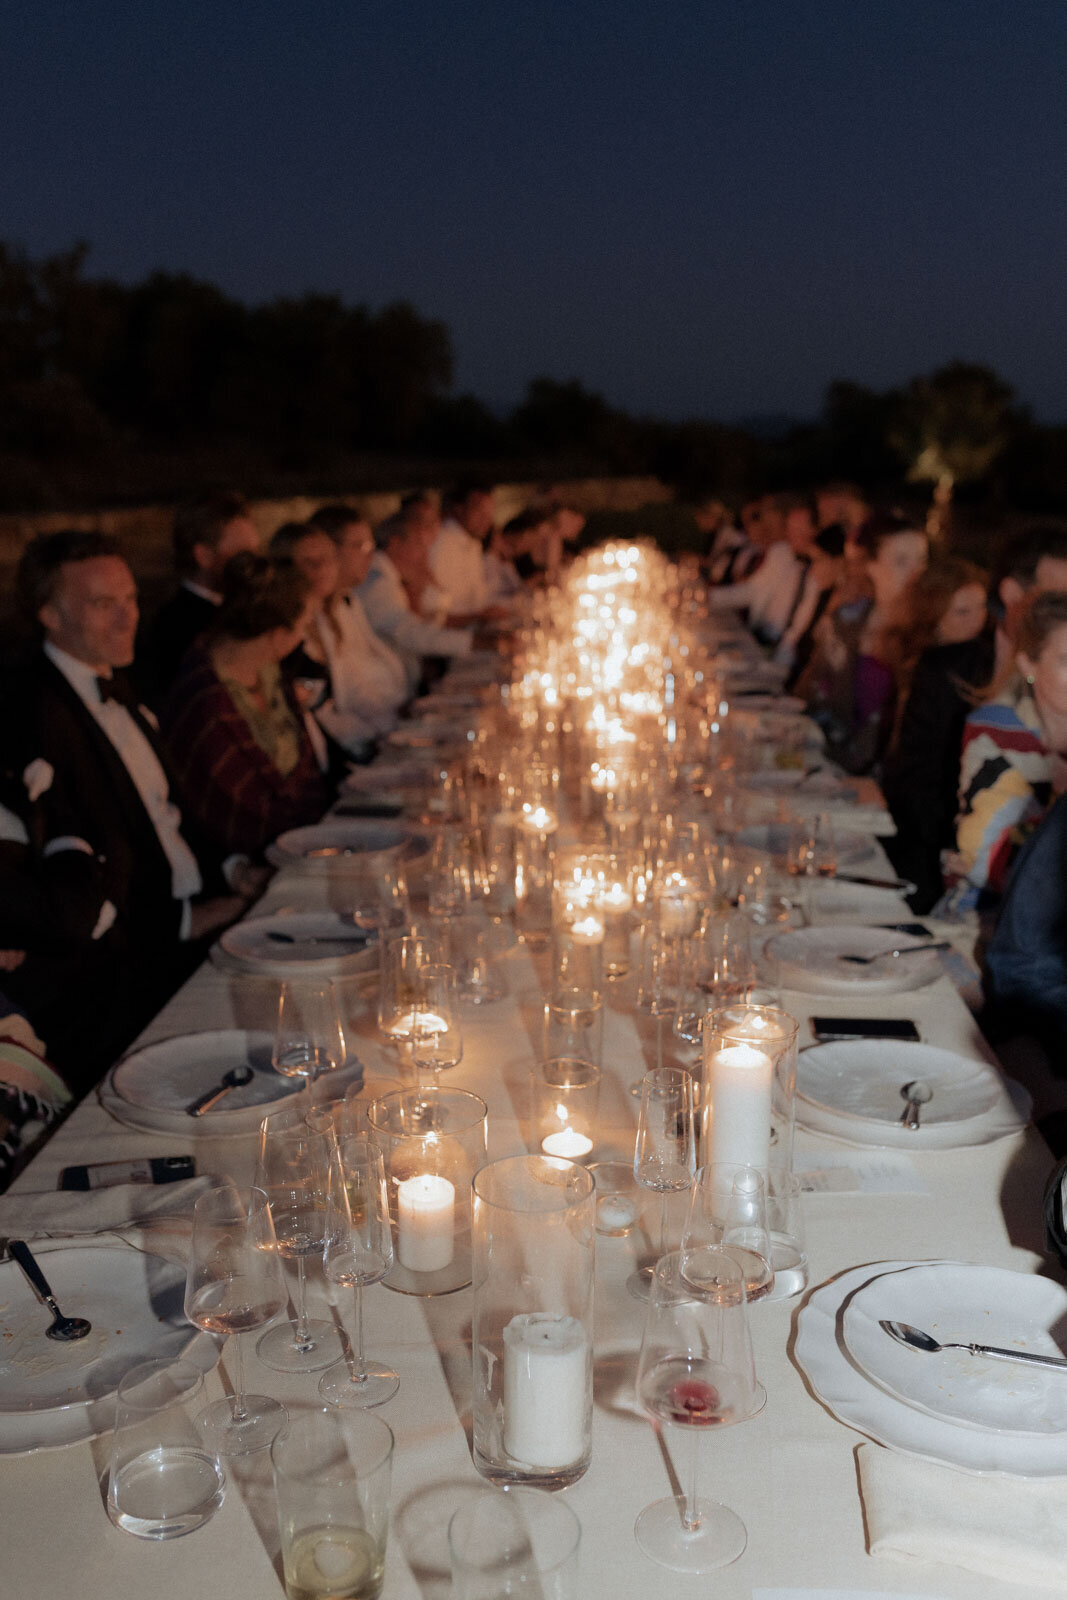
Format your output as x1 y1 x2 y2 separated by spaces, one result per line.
140 489 260 701
13 531 246 1060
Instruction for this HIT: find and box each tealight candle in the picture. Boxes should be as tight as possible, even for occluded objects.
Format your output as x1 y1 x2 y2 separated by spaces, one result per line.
705 1041 773 1171
569 914 604 947
382 1009 448 1042
521 805 558 836
502 1313 589 1468
541 1127 594 1159
396 1173 455 1272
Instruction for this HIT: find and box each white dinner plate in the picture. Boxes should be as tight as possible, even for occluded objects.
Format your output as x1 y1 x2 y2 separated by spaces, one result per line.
793 1073 1029 1150
842 1262 1067 1435
767 925 944 995
734 824 876 870
795 1260 1067 1476
387 714 474 746
269 819 430 868
107 1028 299 1129
0 1241 217 1454
220 912 378 977
797 1041 1000 1126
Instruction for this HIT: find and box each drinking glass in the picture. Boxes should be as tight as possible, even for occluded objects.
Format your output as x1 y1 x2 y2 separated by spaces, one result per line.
183 1182 288 1455
255 1107 343 1374
427 824 474 919
273 980 346 1097
454 909 508 1004
106 1359 224 1538
543 987 603 1067
318 1137 398 1408
449 1485 582 1598
272 1407 394 1600
410 962 464 1094
674 917 754 1049
681 1163 774 1304
635 1248 763 1572
378 932 441 1060
628 1066 696 1301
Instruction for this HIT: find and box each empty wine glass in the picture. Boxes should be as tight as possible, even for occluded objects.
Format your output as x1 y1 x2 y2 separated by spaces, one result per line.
255 1107 343 1374
318 1137 398 1409
681 1164 774 1304
410 962 464 1095
628 1067 696 1302
428 825 475 919
635 1247 764 1572
184 1182 288 1455
272 980 346 1098
674 917 754 1050
378 932 441 1062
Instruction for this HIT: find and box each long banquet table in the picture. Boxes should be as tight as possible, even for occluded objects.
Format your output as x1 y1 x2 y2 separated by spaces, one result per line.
1 795 1060 1600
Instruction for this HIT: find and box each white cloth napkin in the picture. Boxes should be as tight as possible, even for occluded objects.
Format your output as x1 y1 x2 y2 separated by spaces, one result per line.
0 1175 216 1262
858 1441 1067 1590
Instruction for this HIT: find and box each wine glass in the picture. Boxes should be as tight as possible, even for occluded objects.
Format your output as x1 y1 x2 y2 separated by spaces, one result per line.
427 825 474 920
674 917 754 1050
627 1066 696 1301
410 962 464 1096
272 980 346 1098
378 932 441 1062
318 1137 399 1408
681 1164 774 1304
255 1107 343 1374
634 1247 764 1572
183 1182 288 1455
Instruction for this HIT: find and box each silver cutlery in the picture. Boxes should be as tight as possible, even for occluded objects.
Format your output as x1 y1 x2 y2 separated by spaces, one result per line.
838 941 950 966
899 1079 933 1129
9 1240 92 1341
266 929 371 946
833 873 918 893
187 1064 255 1116
881 1318 1067 1370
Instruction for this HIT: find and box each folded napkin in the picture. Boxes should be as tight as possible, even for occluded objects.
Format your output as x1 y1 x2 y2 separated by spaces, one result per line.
858 1441 1067 1590
0 1174 217 1262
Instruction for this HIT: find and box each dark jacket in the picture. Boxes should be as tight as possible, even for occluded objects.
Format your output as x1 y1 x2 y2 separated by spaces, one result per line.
139 585 219 704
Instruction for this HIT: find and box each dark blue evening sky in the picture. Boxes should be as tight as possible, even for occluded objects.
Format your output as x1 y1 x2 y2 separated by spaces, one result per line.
3 1 1065 420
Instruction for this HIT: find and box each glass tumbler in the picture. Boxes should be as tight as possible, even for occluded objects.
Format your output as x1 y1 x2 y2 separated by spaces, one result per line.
106 1358 224 1540
272 1407 394 1600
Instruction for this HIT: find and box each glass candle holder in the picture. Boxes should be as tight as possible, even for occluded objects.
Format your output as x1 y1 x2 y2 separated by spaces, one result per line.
471 1155 595 1489
701 1004 798 1173
367 1087 488 1295
535 1058 600 1160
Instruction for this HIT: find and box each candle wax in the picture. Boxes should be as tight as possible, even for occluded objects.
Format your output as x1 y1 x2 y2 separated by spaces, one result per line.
542 1129 593 1159
706 1042 774 1172
396 1173 455 1272
503 1313 589 1468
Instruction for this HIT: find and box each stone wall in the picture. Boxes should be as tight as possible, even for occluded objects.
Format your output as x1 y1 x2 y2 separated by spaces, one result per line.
0 475 673 619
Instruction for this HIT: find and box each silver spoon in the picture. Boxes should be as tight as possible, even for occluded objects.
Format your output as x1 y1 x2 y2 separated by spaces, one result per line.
899 1079 933 1129
881 1318 1067 1370
187 1064 255 1117
9 1240 92 1341
839 940 951 966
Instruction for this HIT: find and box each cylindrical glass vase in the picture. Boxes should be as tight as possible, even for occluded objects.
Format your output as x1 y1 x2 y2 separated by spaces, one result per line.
368 1088 488 1295
701 1004 798 1173
471 1155 594 1489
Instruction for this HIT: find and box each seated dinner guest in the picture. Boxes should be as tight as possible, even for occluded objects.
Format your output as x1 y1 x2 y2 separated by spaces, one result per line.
140 489 260 701
272 515 408 759
948 591 1067 913
161 553 329 857
428 481 498 619
359 492 474 690
12 530 245 1048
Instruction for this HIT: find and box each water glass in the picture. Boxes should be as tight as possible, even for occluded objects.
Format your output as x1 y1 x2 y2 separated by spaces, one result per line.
272 1407 394 1600
449 1485 582 1598
543 988 603 1066
106 1358 224 1540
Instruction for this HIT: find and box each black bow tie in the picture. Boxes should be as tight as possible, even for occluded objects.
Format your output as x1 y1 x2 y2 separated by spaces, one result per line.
96 674 134 708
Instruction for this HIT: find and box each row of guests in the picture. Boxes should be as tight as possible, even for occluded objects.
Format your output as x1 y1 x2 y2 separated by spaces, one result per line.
699 488 1067 919
0 480 565 1105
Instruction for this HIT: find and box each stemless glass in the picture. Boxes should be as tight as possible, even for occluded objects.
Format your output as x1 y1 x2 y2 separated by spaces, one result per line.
410 962 464 1095
628 1066 696 1301
681 1163 774 1304
184 1182 288 1455
635 1248 764 1573
318 1137 398 1409
378 932 441 1063
255 1108 343 1374
272 980 346 1097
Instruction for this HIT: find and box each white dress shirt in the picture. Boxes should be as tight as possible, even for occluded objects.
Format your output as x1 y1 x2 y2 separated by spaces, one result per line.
358 552 473 690
312 596 409 752
707 541 805 641
428 518 490 615
44 643 202 919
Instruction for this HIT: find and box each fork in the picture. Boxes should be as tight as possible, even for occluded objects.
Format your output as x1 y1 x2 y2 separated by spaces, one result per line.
838 940 951 966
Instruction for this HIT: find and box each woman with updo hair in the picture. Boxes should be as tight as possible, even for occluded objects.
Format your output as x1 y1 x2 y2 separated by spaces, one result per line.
160 552 329 856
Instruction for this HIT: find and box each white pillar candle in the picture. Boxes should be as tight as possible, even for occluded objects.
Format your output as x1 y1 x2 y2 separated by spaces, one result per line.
706 1043 773 1171
541 1128 593 1159
502 1313 589 1468
396 1174 455 1271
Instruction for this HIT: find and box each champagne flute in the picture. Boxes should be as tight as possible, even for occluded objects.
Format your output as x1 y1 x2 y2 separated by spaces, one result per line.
255 1107 343 1374
183 1182 288 1455
272 980 346 1098
635 1248 763 1572
627 1067 696 1302
318 1137 399 1408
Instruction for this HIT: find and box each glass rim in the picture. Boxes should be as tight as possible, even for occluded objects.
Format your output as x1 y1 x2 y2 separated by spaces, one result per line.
472 1152 595 1210
367 1085 489 1132
270 1403 395 1479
